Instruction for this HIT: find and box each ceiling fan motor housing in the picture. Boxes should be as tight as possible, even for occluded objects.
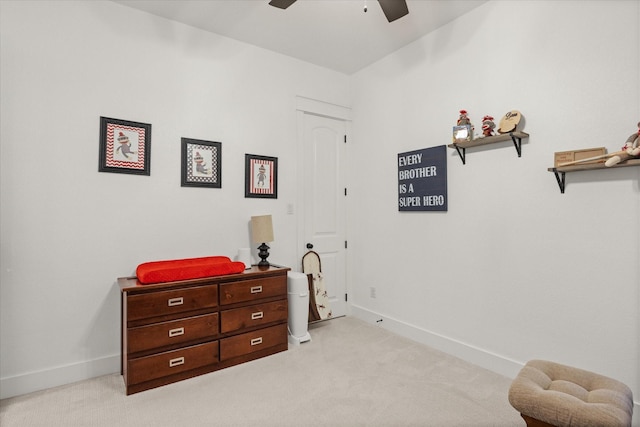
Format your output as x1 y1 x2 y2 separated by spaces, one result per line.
268 0 409 23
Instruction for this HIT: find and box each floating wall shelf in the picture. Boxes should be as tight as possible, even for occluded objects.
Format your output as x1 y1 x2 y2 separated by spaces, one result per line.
548 159 640 193
447 131 529 165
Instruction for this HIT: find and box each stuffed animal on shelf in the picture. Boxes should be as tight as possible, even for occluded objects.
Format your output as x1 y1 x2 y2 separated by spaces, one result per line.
457 109 472 126
605 121 640 167
481 115 495 137
453 109 474 142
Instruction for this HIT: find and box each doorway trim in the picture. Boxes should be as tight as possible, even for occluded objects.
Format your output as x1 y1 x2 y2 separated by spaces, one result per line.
295 96 352 312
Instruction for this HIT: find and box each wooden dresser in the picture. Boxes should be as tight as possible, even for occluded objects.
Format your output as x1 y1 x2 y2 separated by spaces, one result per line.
119 265 289 395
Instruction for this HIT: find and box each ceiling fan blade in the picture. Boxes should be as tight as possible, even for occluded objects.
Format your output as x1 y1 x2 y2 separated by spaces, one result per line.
268 0 297 9
377 0 409 22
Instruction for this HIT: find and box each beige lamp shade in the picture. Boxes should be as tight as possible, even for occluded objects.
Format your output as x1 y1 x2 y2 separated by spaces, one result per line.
251 215 274 244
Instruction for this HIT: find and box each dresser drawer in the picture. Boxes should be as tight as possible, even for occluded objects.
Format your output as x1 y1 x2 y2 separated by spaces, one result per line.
220 323 287 361
220 276 285 305
220 300 287 334
127 284 217 322
127 341 218 385
127 313 219 354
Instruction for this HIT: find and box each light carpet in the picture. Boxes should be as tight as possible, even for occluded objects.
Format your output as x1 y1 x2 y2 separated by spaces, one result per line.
0 316 524 426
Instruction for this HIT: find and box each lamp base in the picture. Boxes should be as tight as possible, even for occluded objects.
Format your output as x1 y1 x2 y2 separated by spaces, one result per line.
257 243 270 267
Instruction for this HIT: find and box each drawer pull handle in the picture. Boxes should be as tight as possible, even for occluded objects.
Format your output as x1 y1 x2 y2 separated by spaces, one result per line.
168 297 184 307
168 327 184 337
250 286 263 294
250 337 263 346
251 311 264 320
169 357 185 367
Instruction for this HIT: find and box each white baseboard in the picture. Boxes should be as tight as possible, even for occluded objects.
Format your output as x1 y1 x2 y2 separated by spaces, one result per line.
351 304 526 379
2 318 638 421
350 305 640 419
0 354 120 399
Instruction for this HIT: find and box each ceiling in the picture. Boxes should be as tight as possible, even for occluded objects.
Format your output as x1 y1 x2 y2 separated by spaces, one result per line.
112 0 487 75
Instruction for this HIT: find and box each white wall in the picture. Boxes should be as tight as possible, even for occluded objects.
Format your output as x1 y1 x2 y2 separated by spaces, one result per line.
0 0 349 398
349 0 639 415
1 0 639 418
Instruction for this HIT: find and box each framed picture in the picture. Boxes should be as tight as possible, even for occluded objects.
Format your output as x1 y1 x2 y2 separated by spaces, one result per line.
99 116 151 175
245 154 278 199
181 138 222 188
452 125 473 143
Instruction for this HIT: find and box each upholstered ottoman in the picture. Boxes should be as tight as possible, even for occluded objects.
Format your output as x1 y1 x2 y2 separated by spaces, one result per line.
509 360 633 427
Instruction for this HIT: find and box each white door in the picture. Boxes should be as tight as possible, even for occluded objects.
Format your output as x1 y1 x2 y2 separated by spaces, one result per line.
302 112 347 318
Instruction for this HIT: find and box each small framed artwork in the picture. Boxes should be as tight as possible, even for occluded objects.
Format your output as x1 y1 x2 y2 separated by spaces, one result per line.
99 116 151 175
245 154 278 199
452 125 473 143
181 138 222 188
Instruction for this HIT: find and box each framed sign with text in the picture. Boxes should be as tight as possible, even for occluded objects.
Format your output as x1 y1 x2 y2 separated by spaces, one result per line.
398 145 447 212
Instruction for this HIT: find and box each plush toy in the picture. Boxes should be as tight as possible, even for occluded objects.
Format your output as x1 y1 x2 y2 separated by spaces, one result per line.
605 121 640 167
453 109 475 142
457 109 471 126
481 115 495 137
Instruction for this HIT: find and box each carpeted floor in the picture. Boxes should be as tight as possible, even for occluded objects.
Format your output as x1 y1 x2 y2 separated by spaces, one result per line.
0 316 524 426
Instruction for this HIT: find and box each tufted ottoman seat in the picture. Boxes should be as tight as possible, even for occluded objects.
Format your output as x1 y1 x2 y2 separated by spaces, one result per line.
509 360 633 427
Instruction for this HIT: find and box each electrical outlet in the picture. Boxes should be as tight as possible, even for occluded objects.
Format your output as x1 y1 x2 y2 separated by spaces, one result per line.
370 286 376 298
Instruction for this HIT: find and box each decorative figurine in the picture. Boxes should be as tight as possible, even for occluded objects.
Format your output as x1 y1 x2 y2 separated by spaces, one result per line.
557 121 640 167
457 109 472 126
481 115 495 137
605 121 640 167
453 109 474 143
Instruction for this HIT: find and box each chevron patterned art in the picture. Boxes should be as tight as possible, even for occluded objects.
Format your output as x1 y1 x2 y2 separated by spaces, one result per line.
105 123 145 170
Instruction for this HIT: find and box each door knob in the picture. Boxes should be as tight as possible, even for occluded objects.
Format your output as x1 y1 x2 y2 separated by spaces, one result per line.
306 243 313 249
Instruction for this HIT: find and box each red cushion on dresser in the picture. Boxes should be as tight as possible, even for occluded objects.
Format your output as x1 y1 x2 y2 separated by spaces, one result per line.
136 256 246 284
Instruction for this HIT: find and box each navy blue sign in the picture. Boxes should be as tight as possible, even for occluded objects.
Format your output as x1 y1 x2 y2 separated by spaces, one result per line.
398 145 447 212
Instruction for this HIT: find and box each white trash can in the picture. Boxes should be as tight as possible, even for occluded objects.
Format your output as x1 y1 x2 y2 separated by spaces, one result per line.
287 271 312 345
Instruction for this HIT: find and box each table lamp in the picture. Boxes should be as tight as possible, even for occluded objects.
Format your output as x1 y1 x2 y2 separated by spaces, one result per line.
251 215 274 267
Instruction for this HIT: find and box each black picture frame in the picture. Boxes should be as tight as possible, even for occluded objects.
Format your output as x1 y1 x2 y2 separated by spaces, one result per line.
99 116 151 175
181 138 222 188
244 154 278 199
